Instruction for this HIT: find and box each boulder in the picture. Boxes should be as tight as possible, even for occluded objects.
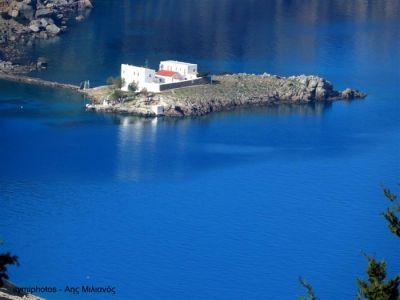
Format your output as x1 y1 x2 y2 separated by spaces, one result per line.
341 88 366 100
35 8 54 18
308 78 318 88
29 24 40 32
8 9 19 18
46 23 60 35
36 57 47 69
20 4 35 20
39 18 48 27
78 0 93 9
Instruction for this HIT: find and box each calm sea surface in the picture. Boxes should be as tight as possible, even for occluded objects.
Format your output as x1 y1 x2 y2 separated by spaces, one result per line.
1 1 400 299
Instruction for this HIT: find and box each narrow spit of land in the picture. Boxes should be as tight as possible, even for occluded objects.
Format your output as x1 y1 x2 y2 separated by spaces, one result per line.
0 72 80 90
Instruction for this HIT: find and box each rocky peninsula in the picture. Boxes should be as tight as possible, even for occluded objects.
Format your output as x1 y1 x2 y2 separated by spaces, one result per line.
0 0 92 74
85 73 366 117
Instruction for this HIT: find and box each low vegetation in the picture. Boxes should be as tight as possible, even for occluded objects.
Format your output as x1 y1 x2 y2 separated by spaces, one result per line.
106 76 125 89
106 76 137 102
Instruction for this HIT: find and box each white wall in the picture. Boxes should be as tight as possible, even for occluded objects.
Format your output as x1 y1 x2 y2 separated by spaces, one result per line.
121 64 156 91
159 61 198 80
156 75 180 84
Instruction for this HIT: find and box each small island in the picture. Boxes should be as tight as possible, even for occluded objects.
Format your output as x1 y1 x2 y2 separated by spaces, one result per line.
83 60 366 117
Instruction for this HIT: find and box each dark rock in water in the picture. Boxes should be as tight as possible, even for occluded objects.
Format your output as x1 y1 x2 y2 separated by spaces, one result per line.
340 88 366 99
36 57 47 69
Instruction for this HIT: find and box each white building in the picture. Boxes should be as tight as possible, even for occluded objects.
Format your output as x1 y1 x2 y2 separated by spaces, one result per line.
120 60 200 93
155 70 184 84
159 60 198 80
121 64 158 92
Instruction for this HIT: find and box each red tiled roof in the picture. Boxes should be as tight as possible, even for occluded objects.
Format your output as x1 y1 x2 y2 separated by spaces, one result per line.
156 70 178 77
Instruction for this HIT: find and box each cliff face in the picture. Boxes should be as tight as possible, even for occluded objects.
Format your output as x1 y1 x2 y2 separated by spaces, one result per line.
0 0 92 73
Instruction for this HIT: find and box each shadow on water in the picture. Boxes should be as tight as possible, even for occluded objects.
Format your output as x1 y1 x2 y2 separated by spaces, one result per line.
0 74 371 184
194 101 334 121
88 99 374 183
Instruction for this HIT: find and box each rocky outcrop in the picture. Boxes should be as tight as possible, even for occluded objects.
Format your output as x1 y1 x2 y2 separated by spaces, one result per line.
0 281 43 300
0 0 93 73
157 74 366 116
85 73 366 117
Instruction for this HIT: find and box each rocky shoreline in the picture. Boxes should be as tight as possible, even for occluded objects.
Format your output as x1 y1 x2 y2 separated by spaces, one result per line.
0 281 43 300
0 0 92 74
86 73 366 117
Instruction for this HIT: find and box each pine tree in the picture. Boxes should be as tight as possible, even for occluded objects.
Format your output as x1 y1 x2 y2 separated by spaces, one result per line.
357 257 400 300
299 185 400 300
383 187 400 238
0 240 19 287
356 185 400 300
298 277 318 300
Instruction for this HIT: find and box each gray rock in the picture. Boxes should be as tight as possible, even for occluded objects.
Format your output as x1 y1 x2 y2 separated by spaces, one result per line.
75 15 84 21
8 9 19 18
308 79 318 88
36 57 47 69
46 24 60 35
39 18 48 27
35 8 54 18
341 88 366 100
20 4 35 20
77 0 93 9
29 24 40 32
38 31 48 39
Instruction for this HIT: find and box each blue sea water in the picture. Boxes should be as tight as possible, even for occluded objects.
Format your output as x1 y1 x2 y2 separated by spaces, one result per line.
1 0 400 299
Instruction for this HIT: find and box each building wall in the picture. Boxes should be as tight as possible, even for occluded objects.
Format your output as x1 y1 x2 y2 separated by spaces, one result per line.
143 82 160 93
156 74 183 84
121 64 156 91
120 62 205 93
159 61 198 80
159 76 211 91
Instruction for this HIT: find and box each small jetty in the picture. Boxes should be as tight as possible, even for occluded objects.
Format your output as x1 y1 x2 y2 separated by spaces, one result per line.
0 72 80 91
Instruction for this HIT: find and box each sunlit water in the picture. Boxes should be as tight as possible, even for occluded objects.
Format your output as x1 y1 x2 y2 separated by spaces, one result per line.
1 1 400 299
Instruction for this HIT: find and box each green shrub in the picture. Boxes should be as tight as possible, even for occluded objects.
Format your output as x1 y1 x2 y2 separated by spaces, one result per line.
106 76 125 89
